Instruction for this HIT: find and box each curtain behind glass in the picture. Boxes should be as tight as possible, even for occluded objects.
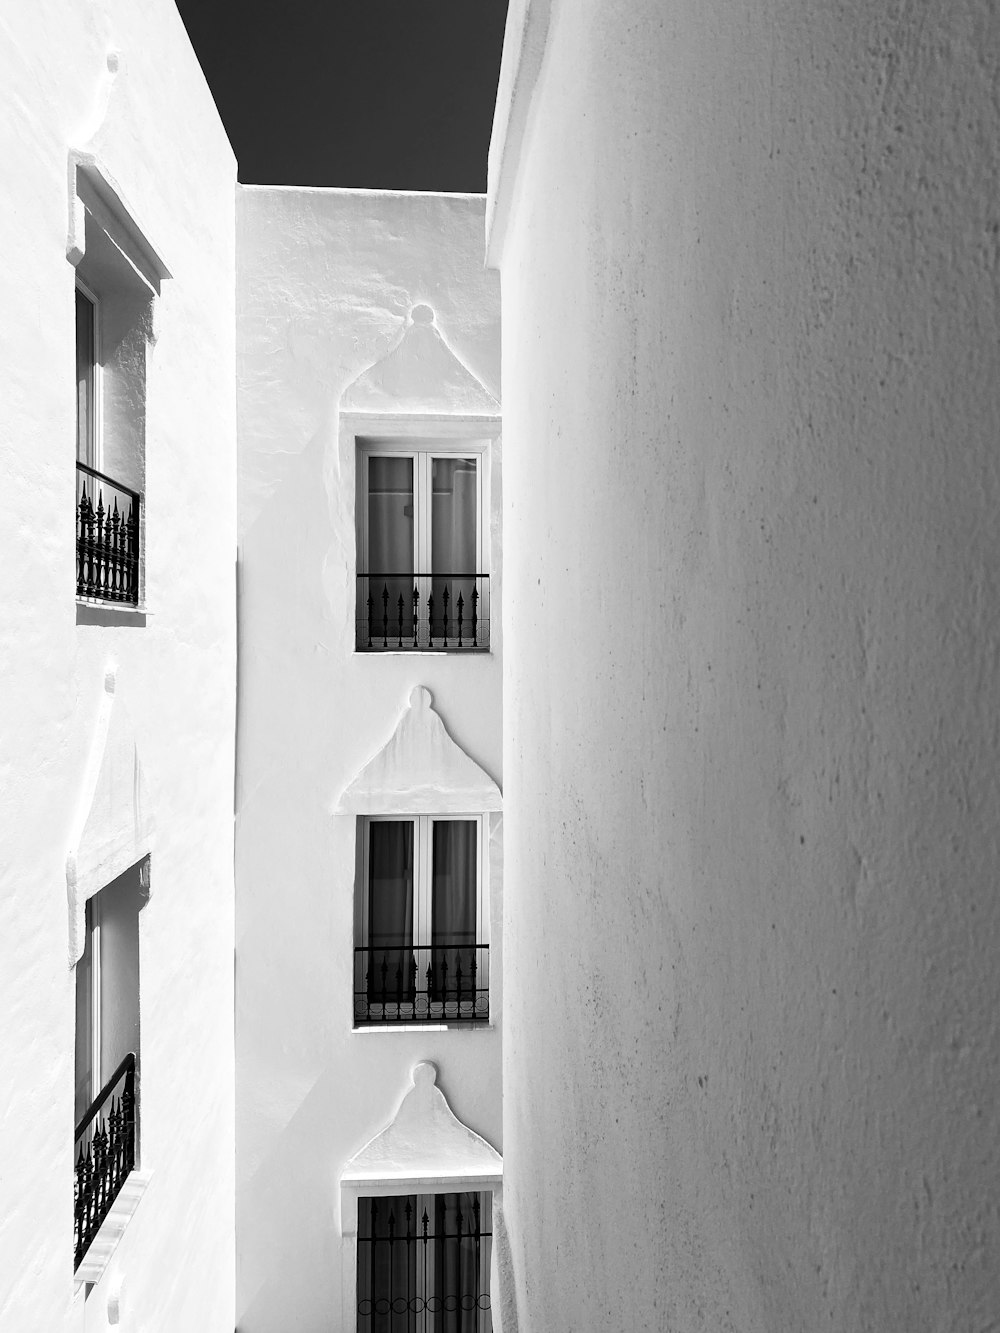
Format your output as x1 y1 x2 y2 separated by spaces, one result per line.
433 1193 485 1333
368 821 415 1006
368 457 414 642
358 1195 419 1333
431 458 477 639
431 821 477 1004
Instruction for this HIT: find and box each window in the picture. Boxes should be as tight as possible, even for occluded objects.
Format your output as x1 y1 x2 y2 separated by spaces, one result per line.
355 816 489 1025
74 859 145 1269
357 442 489 651
357 1191 493 1333
72 168 155 608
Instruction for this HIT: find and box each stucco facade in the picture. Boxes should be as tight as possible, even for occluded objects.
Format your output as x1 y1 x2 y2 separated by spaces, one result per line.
0 3 237 1331
235 186 503 1332
488 2 1000 1331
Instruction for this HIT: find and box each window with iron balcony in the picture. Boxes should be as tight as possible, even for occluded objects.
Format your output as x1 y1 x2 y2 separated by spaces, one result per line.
357 441 490 652
70 160 166 612
355 815 489 1026
73 859 145 1271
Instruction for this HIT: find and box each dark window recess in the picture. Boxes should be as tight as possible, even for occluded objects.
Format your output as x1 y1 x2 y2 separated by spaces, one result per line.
358 1192 492 1333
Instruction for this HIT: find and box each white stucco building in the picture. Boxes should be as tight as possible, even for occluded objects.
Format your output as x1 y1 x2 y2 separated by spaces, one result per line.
235 186 504 1332
1 4 237 1330
4 1 1000 1331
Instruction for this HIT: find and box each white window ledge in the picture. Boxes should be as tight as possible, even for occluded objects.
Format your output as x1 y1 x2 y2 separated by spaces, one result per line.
352 1022 496 1035
75 1169 152 1289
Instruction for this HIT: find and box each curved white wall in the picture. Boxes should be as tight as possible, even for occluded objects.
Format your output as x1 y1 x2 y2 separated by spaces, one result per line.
492 2 1000 1330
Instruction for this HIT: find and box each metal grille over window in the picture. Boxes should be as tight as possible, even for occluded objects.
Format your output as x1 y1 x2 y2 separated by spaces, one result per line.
357 574 490 652
76 463 141 605
357 1192 492 1333
73 1052 136 1269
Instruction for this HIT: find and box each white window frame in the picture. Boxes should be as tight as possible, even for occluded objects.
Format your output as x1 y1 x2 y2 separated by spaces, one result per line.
356 440 487 582
359 813 488 953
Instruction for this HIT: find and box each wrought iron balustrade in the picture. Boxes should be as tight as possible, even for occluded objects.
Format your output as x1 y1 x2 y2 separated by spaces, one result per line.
358 1193 492 1332
74 1052 136 1270
355 944 489 1025
76 462 141 605
357 574 490 651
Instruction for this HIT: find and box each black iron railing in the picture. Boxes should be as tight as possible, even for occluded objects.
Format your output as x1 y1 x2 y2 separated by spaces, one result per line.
355 944 489 1025
74 1052 136 1269
76 462 141 605
358 1193 492 1332
357 574 490 651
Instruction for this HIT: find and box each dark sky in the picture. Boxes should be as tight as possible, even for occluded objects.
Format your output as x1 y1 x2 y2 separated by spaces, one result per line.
174 0 509 192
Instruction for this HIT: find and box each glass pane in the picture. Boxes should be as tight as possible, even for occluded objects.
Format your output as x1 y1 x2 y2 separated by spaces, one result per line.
358 1195 419 1333
433 1193 490 1333
367 457 414 645
431 459 477 640
74 899 95 1126
368 821 415 1004
431 821 477 1003
76 288 96 466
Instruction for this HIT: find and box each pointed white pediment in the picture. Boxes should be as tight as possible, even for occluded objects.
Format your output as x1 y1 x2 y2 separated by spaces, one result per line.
341 1062 502 1234
341 305 499 416
67 667 153 965
336 686 501 814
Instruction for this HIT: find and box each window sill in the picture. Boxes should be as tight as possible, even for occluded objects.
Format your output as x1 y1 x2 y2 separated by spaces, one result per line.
76 599 147 628
353 646 492 656
74 1168 152 1289
352 1022 495 1035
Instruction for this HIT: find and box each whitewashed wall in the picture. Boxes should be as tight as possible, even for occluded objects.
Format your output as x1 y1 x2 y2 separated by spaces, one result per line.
235 187 502 1333
489 2 1000 1331
0 4 237 1330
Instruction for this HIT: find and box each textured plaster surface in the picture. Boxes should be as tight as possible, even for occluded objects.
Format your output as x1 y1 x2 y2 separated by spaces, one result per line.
235 187 502 1333
492 2 1000 1331
66 667 153 964
342 1061 502 1200
0 5 236 1329
337 685 502 814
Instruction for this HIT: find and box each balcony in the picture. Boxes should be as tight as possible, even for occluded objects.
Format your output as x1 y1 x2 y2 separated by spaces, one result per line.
354 944 490 1025
74 1052 136 1270
76 463 141 605
357 574 490 651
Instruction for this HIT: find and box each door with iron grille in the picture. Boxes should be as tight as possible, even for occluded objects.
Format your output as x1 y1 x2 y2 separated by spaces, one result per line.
357 1192 492 1332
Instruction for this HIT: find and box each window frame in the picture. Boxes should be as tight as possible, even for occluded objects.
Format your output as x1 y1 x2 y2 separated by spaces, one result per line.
359 813 488 952
356 1189 493 1333
356 440 488 583
355 813 490 1027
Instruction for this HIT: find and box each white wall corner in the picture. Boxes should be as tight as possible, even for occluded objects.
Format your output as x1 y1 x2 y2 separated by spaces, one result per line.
335 685 502 815
485 0 553 269
340 1061 503 1236
67 667 154 967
